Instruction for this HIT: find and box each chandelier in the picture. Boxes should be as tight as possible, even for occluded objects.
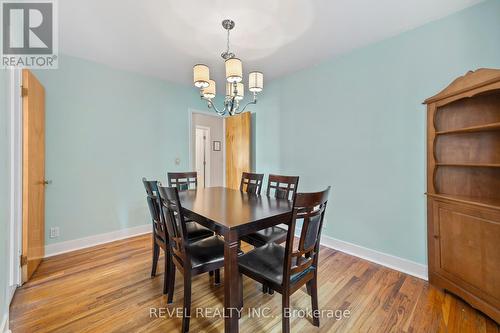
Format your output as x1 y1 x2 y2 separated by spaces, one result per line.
193 19 264 116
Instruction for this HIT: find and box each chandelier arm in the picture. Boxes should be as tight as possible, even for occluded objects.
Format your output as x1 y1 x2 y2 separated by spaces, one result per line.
239 93 258 113
202 95 226 116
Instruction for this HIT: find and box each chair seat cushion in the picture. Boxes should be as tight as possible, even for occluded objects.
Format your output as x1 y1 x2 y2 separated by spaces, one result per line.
186 221 213 241
188 235 243 269
188 236 224 269
238 243 314 285
242 226 288 246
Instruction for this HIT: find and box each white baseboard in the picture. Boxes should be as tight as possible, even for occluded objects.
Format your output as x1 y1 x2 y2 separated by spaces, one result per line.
1 312 10 333
296 228 428 280
8 285 16 304
320 235 428 280
44 224 151 258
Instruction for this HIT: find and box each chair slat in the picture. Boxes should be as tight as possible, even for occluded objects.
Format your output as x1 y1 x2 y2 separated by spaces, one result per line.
167 172 198 191
239 172 264 194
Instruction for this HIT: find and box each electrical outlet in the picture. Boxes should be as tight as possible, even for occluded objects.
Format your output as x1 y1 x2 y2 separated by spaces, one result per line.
49 227 60 238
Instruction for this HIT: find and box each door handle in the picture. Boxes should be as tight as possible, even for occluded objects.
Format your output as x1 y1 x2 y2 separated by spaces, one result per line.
42 179 52 185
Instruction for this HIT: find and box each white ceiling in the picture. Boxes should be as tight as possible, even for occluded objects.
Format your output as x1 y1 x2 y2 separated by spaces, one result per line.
60 0 482 90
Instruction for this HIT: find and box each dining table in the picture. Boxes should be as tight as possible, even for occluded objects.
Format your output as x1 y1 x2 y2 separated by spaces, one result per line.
178 186 293 333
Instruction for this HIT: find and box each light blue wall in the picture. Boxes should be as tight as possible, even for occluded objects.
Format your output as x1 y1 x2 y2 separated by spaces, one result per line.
252 81 283 176
34 55 208 244
0 69 9 328
272 0 500 264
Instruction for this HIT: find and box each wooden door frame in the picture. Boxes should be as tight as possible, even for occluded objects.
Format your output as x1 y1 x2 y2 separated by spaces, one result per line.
194 125 211 187
188 108 226 187
4 68 23 328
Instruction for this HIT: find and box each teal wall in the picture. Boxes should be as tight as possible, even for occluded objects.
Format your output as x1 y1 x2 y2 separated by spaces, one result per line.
0 69 8 327
266 0 500 264
253 81 283 175
34 55 208 244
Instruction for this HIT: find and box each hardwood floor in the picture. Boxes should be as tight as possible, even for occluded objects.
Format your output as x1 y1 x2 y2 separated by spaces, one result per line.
9 234 499 333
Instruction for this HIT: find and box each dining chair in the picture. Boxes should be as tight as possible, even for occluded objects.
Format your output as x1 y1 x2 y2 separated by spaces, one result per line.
158 185 241 332
241 174 299 247
238 187 331 333
166 171 213 236
239 172 264 194
240 174 299 294
167 171 217 278
167 172 198 191
142 178 214 295
142 178 170 291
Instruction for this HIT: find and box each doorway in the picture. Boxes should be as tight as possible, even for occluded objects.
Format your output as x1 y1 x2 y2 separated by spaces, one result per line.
190 111 225 187
195 126 210 188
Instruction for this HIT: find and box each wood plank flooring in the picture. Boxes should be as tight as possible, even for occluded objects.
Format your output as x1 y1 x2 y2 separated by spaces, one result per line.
9 234 499 332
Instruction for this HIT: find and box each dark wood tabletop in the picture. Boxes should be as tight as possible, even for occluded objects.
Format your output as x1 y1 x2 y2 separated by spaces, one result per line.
179 186 293 236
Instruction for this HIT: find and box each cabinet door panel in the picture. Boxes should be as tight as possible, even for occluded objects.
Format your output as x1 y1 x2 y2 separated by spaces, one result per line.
437 204 500 304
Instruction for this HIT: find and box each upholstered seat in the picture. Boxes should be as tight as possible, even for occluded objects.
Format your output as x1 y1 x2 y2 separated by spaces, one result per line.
238 242 313 285
188 235 242 269
186 222 213 242
242 226 288 247
153 221 212 244
188 236 224 269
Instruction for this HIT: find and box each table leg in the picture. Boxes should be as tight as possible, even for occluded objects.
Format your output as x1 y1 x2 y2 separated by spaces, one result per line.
224 230 240 333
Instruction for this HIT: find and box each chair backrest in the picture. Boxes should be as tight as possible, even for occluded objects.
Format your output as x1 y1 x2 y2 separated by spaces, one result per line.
157 185 190 267
239 172 264 194
266 174 300 201
167 172 197 191
142 178 166 242
283 187 331 285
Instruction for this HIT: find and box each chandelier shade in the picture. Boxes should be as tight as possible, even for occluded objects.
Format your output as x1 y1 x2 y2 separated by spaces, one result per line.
202 80 216 99
226 82 244 100
225 58 243 83
193 64 210 88
249 71 264 92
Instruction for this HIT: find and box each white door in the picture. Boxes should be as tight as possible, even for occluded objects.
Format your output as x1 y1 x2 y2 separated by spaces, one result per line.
195 127 210 188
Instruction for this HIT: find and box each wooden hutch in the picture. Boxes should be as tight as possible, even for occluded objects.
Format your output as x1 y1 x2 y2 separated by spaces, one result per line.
424 68 500 323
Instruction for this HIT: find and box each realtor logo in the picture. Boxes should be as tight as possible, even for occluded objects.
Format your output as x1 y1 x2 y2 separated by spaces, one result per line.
1 0 58 68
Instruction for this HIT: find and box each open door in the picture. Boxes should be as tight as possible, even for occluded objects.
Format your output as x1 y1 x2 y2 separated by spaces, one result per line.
21 69 46 283
225 112 251 189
